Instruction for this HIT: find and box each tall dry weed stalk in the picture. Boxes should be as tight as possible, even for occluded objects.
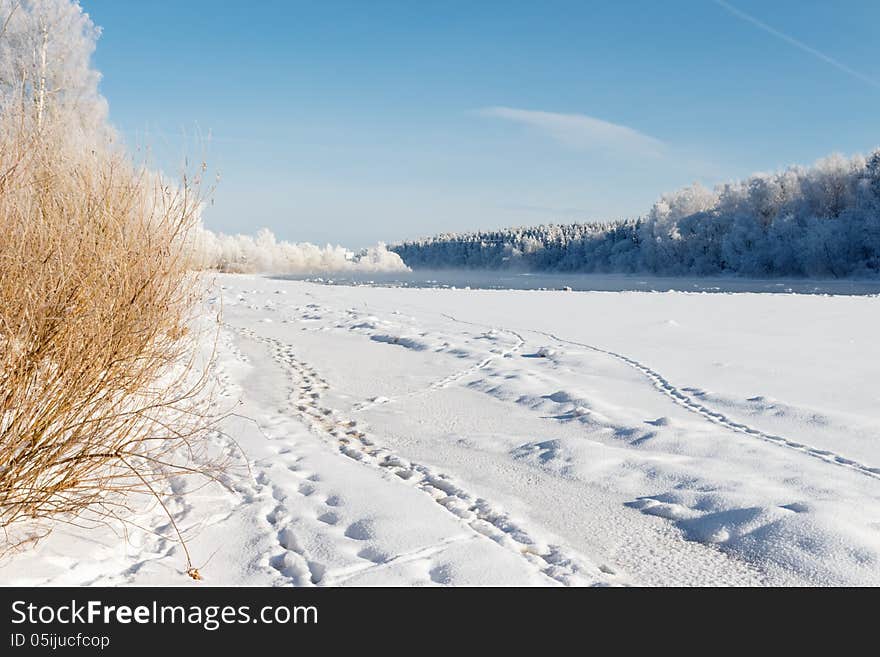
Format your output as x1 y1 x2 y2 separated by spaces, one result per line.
0 116 221 574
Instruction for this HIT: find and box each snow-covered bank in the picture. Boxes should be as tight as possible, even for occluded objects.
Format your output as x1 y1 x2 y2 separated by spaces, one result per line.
3 276 879 586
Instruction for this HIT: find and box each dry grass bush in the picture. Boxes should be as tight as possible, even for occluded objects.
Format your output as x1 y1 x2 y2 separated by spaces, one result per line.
0 117 222 575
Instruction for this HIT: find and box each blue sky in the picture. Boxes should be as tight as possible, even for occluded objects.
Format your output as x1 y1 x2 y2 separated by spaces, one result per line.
84 0 880 247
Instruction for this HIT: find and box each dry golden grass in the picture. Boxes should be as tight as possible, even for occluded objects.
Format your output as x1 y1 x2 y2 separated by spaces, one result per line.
0 117 222 574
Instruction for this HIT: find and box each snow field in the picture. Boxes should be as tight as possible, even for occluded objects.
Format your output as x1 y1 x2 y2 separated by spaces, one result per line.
3 275 879 586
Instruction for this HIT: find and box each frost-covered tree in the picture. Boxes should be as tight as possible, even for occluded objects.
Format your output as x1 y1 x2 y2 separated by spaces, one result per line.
0 0 110 145
639 183 718 274
390 149 880 279
189 227 408 274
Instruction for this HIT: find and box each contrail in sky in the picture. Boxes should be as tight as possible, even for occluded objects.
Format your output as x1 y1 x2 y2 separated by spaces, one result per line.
714 0 880 90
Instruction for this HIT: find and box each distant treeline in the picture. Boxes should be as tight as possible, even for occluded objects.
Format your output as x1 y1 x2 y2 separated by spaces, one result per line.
391 150 880 278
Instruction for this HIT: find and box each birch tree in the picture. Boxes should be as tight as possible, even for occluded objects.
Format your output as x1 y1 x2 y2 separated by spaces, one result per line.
0 0 110 145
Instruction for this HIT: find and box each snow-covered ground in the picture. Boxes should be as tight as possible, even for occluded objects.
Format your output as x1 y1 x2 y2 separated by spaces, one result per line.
3 274 880 586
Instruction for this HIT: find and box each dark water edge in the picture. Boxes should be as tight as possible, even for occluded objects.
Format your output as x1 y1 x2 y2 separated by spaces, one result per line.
273 269 880 296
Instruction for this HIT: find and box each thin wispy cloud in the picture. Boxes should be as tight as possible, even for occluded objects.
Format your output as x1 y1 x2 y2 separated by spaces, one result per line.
477 107 664 156
714 0 880 90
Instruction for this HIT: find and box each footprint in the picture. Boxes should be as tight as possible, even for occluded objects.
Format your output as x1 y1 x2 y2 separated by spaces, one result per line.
308 561 326 585
269 552 309 584
266 505 286 524
317 511 340 525
356 546 390 563
298 482 316 497
277 527 300 551
344 519 375 541
325 495 344 507
429 564 452 585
